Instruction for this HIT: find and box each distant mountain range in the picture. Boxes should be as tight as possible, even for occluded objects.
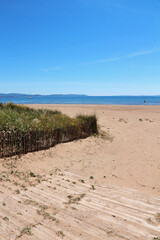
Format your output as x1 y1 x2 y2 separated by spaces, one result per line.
0 93 160 97
0 93 88 97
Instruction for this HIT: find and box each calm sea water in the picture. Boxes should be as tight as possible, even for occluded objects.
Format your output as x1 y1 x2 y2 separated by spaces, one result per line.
0 95 160 105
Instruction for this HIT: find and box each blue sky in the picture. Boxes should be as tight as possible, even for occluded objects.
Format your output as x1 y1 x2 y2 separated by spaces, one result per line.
0 0 160 95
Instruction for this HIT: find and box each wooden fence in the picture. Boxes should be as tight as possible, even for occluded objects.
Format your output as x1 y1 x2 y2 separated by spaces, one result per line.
0 119 97 158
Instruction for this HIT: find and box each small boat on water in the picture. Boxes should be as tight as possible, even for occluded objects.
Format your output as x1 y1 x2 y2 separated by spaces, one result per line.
27 96 32 99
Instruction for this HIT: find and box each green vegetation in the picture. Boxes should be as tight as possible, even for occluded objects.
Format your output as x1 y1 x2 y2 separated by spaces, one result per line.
0 103 97 132
79 179 85 183
76 114 96 122
90 176 94 179
30 172 36 177
56 231 65 238
20 226 32 236
91 185 95 190
119 118 127 123
15 189 20 194
67 193 86 204
0 103 98 158
3 216 9 221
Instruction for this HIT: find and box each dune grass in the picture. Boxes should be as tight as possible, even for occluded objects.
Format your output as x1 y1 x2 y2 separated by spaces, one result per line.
0 103 97 133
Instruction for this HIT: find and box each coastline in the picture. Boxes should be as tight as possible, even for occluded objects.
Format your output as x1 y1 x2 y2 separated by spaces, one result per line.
1 94 160 105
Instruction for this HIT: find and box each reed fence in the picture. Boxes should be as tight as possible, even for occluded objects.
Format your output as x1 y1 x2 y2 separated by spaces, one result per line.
0 119 97 158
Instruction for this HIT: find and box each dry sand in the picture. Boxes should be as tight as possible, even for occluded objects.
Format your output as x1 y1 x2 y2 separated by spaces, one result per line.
0 104 160 240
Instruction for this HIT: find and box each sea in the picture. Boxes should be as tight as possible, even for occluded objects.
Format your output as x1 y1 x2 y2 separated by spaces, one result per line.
0 95 160 105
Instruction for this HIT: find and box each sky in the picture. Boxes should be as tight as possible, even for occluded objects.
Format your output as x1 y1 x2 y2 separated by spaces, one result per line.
0 0 160 96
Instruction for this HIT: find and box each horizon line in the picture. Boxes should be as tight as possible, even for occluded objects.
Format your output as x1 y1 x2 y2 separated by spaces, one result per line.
0 93 160 97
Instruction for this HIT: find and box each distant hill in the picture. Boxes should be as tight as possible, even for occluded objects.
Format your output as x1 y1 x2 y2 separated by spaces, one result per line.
0 93 88 97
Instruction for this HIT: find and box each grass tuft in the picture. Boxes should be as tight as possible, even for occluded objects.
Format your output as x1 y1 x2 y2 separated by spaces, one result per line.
20 226 32 236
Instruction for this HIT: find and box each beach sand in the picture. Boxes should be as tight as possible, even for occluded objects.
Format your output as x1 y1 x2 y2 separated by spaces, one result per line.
18 104 160 196
0 105 160 239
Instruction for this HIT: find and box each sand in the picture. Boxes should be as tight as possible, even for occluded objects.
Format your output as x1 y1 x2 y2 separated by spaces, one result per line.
0 104 160 240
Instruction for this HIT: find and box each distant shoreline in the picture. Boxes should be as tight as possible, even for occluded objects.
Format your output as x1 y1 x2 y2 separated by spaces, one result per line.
0 95 160 105
0 93 160 97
